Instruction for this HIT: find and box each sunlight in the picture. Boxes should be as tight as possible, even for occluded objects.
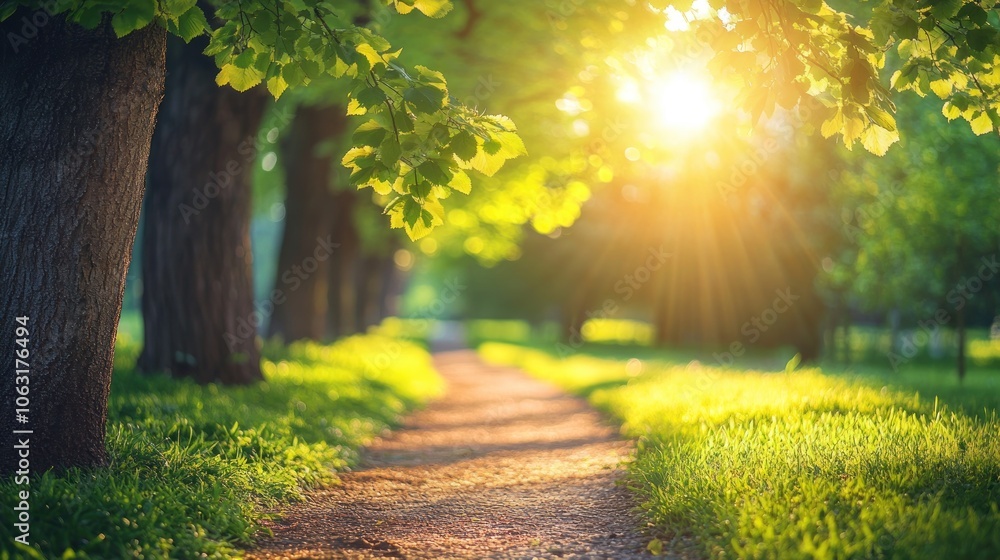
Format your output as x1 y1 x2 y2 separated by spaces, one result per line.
647 71 721 133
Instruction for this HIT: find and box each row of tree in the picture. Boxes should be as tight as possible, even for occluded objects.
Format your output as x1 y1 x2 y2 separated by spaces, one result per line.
2 0 998 475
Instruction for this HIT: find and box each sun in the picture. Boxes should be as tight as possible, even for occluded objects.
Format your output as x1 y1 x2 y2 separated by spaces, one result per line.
649 71 721 132
619 71 722 133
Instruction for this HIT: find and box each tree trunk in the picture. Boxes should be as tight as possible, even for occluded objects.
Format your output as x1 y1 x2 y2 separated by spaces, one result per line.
0 15 165 473
267 105 347 342
378 248 400 320
138 35 265 385
356 253 386 330
327 192 359 339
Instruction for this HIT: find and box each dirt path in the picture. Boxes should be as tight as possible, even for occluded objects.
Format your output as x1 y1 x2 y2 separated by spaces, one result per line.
248 349 654 559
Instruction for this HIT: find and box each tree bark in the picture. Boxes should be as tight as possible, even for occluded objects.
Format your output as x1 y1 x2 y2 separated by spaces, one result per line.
0 15 165 473
138 35 265 385
267 105 347 342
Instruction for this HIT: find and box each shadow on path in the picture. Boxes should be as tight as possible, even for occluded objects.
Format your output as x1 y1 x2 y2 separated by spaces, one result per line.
248 350 660 559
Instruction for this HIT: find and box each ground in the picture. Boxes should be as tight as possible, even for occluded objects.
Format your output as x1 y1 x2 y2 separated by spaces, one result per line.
248 349 673 559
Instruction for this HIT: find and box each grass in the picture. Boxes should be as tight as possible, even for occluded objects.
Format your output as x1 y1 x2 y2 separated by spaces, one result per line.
480 342 1000 559
1 333 443 559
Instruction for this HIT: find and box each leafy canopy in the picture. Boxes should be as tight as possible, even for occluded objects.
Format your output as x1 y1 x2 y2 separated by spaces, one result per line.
0 0 525 240
655 0 1000 154
4 0 1000 236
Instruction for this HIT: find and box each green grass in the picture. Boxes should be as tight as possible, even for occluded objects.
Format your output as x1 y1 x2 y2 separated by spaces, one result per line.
1 334 443 559
480 342 1000 560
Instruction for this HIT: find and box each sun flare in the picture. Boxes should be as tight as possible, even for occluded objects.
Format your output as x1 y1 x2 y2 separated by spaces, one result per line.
648 72 721 132
619 71 722 134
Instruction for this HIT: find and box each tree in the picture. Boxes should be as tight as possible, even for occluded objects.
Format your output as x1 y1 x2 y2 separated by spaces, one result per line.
831 94 1000 380
138 35 267 384
0 14 165 472
0 0 524 473
267 103 347 342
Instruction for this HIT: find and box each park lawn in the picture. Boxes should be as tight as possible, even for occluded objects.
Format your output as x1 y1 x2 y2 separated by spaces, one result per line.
480 342 1000 560
1 333 443 560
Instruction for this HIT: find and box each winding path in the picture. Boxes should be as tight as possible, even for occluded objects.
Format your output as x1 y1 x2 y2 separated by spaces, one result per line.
248 349 654 559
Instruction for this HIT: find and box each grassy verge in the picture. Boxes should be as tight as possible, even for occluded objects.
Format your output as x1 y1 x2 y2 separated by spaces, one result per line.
480 342 1000 559
2 334 443 559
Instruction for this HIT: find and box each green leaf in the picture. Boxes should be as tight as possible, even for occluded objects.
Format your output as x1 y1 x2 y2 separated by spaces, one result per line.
70 4 106 29
233 49 256 69
942 101 962 121
797 0 822 15
966 28 996 52
350 164 379 186
784 353 802 373
380 137 402 166
300 59 320 80
495 131 528 157
394 110 415 132
402 198 422 227
216 64 264 92
449 169 472 194
176 7 209 42
448 131 477 161
957 3 989 26
928 79 953 99
394 0 453 18
354 120 388 147
111 0 156 38
969 111 994 135
356 86 388 108
897 16 919 40
930 0 962 20
266 75 288 99
860 125 899 156
411 179 433 199
417 160 451 185
865 105 896 132
403 85 446 114
821 110 843 138
0 3 17 22
282 63 305 87
161 0 197 19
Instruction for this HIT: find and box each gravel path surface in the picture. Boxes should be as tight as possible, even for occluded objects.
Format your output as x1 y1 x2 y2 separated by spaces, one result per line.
248 349 665 559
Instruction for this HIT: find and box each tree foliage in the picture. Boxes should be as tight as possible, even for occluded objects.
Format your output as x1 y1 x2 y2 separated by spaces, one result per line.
655 0 1000 154
1 0 526 239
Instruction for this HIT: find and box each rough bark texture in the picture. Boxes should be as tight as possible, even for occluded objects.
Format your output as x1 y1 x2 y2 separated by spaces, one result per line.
138 35 265 385
267 105 347 342
0 15 165 473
